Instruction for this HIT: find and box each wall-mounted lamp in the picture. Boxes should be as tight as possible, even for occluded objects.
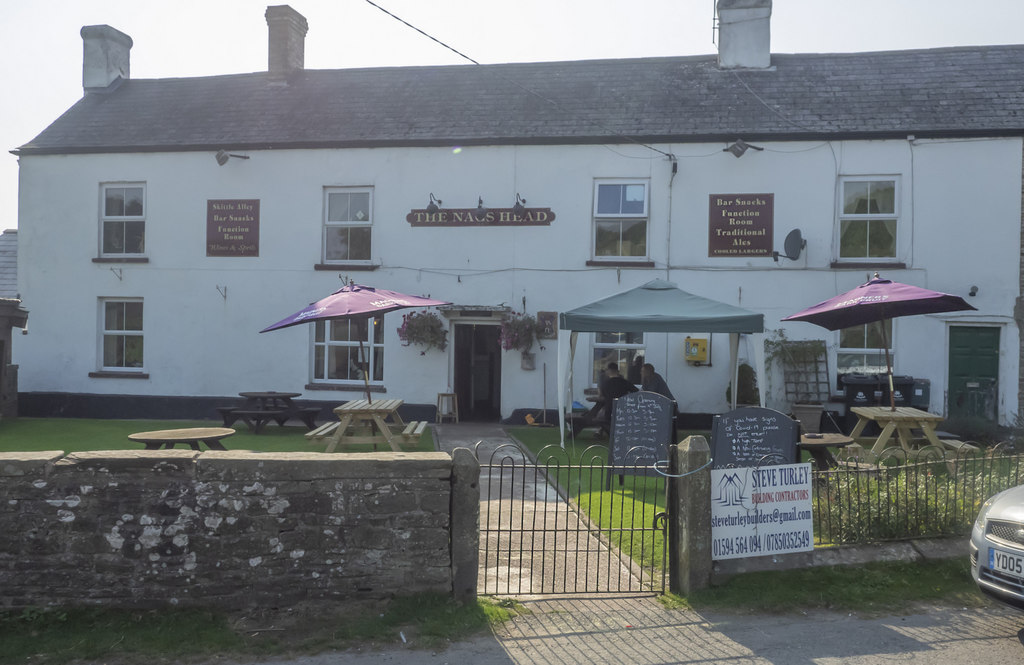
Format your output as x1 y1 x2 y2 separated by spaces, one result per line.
512 193 527 217
969 285 978 297
723 139 764 158
215 149 250 166
426 193 442 214
475 196 489 220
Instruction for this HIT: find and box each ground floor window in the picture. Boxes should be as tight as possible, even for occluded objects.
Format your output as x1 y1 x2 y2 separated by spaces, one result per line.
312 316 384 383
591 331 645 385
837 321 892 375
100 299 144 370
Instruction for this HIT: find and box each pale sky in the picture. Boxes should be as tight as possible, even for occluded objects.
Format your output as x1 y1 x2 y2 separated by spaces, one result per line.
3 0 1024 230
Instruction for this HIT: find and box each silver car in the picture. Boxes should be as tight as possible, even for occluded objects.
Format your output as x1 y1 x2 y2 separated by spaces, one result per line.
971 485 1024 610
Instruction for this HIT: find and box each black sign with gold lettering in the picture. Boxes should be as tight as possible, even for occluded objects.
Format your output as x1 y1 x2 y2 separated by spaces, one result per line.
407 207 555 227
207 199 260 257
708 194 773 257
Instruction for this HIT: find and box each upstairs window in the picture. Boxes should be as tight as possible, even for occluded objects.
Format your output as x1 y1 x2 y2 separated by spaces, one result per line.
323 187 372 264
312 316 384 384
593 180 648 260
838 178 897 260
101 184 145 256
101 299 144 370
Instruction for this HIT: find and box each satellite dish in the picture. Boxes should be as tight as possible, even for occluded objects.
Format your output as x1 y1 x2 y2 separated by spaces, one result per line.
773 229 806 262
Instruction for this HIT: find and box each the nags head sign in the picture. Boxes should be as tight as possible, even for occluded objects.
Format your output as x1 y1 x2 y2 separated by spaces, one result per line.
710 463 813 560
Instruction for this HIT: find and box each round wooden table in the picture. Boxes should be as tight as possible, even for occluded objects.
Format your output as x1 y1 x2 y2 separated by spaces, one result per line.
798 433 855 468
129 427 236 451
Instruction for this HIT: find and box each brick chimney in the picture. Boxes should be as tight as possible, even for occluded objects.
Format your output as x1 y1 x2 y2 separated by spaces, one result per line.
81 25 133 91
266 5 308 77
717 0 772 69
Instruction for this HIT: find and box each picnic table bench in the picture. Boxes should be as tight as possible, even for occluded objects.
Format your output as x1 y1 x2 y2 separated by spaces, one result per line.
305 399 425 451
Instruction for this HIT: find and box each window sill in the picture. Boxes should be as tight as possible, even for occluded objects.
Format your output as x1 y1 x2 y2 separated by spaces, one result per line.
93 257 149 264
314 263 380 271
586 260 655 268
89 371 150 379
305 383 386 393
830 261 907 270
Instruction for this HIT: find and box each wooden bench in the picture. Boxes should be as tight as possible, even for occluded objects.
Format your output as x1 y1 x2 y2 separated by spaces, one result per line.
216 406 241 427
397 420 428 443
939 439 979 452
296 407 321 429
305 421 340 441
233 409 287 434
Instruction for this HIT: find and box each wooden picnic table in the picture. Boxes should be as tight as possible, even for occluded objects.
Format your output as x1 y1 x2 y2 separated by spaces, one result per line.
128 427 235 451
305 398 426 452
219 392 319 432
849 406 975 457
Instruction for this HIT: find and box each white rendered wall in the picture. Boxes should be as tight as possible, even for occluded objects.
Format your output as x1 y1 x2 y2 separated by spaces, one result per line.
16 137 1021 422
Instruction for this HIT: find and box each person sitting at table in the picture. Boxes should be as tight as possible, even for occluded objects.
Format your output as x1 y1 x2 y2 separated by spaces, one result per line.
641 363 675 402
572 362 638 438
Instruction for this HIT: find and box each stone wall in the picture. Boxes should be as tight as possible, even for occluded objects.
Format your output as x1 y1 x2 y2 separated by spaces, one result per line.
0 449 478 609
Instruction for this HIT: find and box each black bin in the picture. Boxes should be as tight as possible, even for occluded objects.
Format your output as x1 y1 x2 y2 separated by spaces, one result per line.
842 373 882 434
879 375 914 408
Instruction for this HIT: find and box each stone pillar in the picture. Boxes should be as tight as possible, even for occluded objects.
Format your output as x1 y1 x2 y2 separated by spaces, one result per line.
668 435 712 595
449 447 480 603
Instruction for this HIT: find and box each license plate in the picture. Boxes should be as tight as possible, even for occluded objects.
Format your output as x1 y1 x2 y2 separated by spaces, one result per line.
989 547 1024 577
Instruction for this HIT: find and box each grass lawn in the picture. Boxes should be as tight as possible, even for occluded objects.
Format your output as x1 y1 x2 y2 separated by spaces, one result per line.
0 417 435 453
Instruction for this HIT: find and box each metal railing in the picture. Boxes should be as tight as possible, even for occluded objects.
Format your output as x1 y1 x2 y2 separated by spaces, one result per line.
476 442 667 595
811 443 1024 546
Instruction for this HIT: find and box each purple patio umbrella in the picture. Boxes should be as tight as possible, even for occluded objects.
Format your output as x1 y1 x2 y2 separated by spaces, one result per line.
261 282 449 401
782 273 976 410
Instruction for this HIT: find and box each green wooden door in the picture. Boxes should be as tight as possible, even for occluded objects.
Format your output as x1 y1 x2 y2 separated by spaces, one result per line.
947 326 999 421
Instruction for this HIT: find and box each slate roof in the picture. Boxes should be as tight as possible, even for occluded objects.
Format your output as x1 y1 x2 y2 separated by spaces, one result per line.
16 46 1024 155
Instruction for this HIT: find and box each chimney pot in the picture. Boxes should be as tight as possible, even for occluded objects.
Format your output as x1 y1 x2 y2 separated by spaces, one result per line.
717 0 772 70
80 25 133 91
266 5 308 77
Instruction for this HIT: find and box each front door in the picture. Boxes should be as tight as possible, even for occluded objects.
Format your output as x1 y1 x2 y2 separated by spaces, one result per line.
947 326 999 422
453 323 502 422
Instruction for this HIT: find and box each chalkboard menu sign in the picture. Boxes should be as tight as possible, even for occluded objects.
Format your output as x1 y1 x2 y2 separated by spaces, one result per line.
711 407 798 469
608 391 676 484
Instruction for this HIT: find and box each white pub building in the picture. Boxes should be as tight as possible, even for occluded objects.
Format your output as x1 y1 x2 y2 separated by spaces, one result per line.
12 2 1024 429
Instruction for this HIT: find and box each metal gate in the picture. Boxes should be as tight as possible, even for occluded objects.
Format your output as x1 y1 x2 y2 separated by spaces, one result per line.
476 441 667 595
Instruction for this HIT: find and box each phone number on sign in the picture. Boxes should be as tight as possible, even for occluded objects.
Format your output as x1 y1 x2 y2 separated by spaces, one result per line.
712 530 811 557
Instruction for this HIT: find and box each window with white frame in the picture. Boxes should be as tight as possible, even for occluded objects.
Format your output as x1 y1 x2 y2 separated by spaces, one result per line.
591 331 645 385
837 321 891 376
593 180 648 259
323 187 372 263
101 184 146 256
838 178 898 260
312 316 384 383
100 299 144 370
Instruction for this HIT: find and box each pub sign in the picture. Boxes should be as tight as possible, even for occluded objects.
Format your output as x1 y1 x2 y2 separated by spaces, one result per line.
207 199 260 257
708 194 773 257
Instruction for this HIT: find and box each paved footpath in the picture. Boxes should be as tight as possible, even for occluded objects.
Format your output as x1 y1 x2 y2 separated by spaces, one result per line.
239 424 1024 665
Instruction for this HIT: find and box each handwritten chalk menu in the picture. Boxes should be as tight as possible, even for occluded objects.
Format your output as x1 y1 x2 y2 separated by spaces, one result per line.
609 391 676 478
711 407 797 469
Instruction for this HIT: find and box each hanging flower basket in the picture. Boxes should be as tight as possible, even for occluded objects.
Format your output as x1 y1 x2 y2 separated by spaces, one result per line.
396 310 448 355
499 312 541 354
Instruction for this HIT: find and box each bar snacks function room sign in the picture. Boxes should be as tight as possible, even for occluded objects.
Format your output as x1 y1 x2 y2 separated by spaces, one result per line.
207 199 259 257
708 194 773 257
